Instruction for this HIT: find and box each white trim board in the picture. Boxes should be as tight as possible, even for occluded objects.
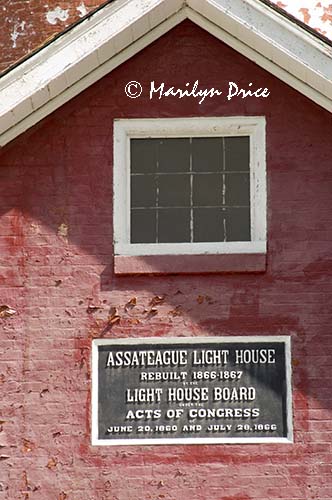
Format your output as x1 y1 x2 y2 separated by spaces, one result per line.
0 0 331 148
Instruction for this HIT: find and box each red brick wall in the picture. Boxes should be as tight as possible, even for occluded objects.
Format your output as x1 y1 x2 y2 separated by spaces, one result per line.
1 21 332 500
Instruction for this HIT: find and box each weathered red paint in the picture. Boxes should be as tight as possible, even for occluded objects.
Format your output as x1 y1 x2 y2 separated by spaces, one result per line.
1 20 332 500
0 1 103 74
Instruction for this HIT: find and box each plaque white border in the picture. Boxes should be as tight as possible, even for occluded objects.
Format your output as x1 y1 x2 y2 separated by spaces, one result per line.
91 336 293 446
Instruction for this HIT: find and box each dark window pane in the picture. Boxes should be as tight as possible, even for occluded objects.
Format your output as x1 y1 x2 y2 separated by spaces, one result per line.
193 208 224 242
158 174 190 207
158 208 190 242
225 137 250 171
225 207 251 241
131 139 158 173
193 173 221 206
131 209 156 243
131 175 156 207
130 136 251 244
158 139 190 173
225 173 250 206
192 138 223 172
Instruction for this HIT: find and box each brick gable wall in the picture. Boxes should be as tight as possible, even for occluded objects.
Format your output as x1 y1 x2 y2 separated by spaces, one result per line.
0 21 332 500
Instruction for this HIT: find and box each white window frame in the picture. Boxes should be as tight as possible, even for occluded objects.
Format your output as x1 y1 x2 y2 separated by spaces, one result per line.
113 117 266 256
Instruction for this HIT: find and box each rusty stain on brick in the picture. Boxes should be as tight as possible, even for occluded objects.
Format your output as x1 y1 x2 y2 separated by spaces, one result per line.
146 306 158 318
86 303 102 314
22 439 34 453
22 470 37 498
124 296 137 311
168 305 183 317
46 457 58 469
0 305 17 318
57 222 68 238
127 317 140 325
84 307 118 339
40 388 49 397
196 295 204 304
149 295 166 307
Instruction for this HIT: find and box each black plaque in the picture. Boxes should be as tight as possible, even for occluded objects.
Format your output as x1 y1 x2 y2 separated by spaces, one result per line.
92 337 292 445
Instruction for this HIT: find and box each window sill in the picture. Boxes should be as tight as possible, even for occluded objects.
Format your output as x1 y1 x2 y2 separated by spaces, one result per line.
114 253 266 275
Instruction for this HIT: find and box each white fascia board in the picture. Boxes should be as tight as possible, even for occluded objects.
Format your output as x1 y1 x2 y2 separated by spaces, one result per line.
0 0 332 148
0 0 183 95
0 0 184 141
188 0 332 106
0 9 188 147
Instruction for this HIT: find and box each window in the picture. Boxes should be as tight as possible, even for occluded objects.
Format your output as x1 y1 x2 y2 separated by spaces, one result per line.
113 117 266 273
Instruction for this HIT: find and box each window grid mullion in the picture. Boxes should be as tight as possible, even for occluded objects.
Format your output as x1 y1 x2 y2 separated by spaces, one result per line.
133 205 249 209
155 143 160 244
222 137 227 242
131 171 249 175
189 138 194 243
